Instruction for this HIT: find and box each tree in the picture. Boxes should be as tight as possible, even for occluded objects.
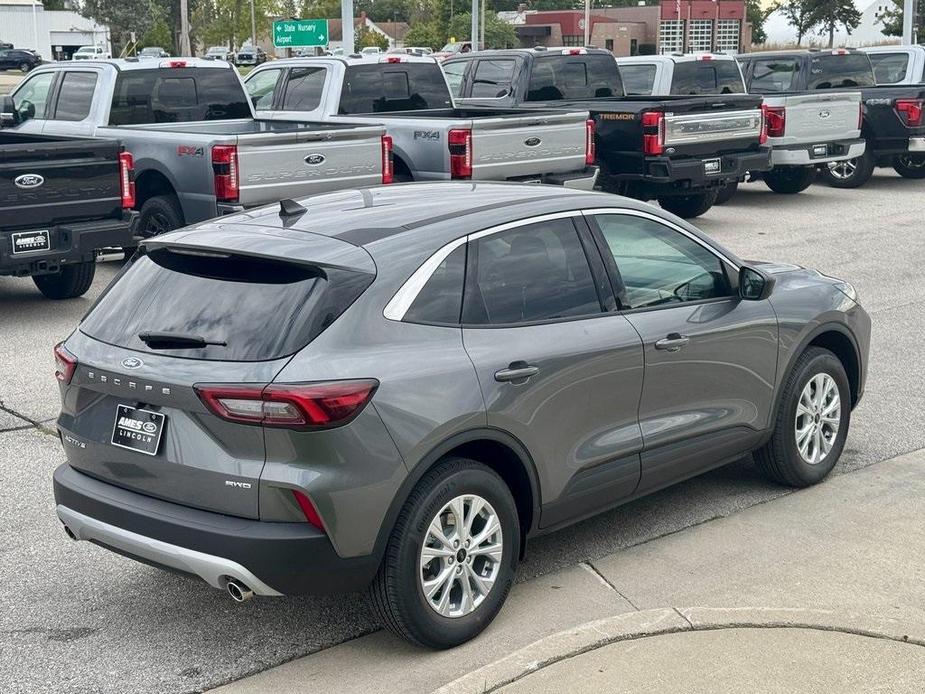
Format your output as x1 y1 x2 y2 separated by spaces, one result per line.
355 24 390 51
808 0 861 47
80 0 161 52
746 0 774 45
448 12 518 48
404 20 447 50
776 0 819 46
879 0 925 43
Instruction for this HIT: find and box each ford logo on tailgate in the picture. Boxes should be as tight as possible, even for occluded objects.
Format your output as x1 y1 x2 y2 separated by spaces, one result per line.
818 110 831 119
304 154 326 166
121 357 144 369
14 174 44 189
524 137 542 147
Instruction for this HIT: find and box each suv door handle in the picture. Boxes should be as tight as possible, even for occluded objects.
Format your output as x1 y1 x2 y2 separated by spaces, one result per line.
654 333 690 352
495 362 539 383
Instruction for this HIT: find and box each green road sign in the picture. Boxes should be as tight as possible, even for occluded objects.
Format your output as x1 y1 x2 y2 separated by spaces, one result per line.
273 19 329 48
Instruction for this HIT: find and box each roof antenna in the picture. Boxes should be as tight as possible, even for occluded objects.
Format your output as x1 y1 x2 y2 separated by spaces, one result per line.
279 199 307 219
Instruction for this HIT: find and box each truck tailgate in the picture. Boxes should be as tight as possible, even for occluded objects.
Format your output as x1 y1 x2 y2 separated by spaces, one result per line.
771 92 861 146
235 122 385 206
468 111 588 180
0 134 123 230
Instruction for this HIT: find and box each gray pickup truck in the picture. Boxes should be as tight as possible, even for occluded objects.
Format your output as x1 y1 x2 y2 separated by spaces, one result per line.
616 52 864 199
5 58 392 236
242 54 598 188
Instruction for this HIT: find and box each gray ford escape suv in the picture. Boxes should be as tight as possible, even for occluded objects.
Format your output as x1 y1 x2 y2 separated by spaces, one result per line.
53 183 870 648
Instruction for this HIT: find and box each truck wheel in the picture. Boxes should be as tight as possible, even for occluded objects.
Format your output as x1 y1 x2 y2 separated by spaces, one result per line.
820 150 875 189
892 154 925 179
714 181 738 205
369 457 520 649
754 347 850 488
33 261 96 300
658 191 718 219
137 195 183 239
763 167 816 194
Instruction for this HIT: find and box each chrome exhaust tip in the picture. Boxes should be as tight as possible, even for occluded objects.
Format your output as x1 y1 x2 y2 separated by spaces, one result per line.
226 578 254 603
63 525 77 541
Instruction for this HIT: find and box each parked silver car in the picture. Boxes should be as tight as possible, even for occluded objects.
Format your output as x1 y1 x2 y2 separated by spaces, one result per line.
53 183 869 649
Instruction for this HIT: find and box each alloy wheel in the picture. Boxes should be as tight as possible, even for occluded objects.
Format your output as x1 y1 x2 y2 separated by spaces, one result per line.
897 154 925 170
141 212 171 238
794 373 841 465
826 159 857 180
419 494 503 618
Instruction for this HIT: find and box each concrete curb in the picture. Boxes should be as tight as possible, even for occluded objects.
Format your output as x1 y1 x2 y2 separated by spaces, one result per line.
434 606 925 694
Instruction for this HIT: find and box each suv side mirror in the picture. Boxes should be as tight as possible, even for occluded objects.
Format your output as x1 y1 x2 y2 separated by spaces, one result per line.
0 95 16 127
739 265 775 301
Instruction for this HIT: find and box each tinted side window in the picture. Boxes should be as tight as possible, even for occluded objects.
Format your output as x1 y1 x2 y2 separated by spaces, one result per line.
526 55 621 101
471 59 516 98
246 68 281 109
620 64 657 95
748 58 798 92
808 54 875 89
53 72 97 121
12 72 55 119
670 61 744 95
594 214 731 310
404 244 466 324
868 52 910 84
282 67 327 110
339 64 452 114
462 219 602 325
442 61 468 97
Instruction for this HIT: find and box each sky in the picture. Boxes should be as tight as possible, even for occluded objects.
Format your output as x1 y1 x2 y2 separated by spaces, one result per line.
761 0 900 46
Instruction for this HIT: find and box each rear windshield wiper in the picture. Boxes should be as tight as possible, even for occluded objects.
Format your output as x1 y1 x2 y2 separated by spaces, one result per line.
138 331 227 349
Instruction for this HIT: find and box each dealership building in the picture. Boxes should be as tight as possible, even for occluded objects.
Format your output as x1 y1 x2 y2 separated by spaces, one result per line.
0 0 109 61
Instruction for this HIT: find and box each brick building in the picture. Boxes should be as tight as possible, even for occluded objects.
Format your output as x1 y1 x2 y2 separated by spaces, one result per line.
658 0 750 54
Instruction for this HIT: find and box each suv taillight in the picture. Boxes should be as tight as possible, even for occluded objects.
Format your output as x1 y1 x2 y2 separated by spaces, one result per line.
448 128 473 179
641 111 664 156
585 119 596 165
54 343 77 384
119 151 136 209
762 104 786 138
381 135 394 184
896 98 923 127
212 144 239 202
195 380 378 430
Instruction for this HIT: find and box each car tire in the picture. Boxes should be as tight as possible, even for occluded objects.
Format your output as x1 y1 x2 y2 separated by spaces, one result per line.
19 62 31 73
763 166 816 194
369 457 520 649
892 153 925 179
713 181 738 205
33 260 96 300
137 195 184 238
754 347 851 488
820 149 875 189
658 190 718 219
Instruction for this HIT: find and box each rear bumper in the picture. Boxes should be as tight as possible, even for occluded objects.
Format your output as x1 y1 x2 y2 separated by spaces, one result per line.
909 137 925 153
770 138 866 166
0 212 136 277
545 165 599 190
53 464 380 596
616 149 771 197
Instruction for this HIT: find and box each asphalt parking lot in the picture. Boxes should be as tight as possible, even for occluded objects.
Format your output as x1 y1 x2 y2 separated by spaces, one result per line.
1 172 923 693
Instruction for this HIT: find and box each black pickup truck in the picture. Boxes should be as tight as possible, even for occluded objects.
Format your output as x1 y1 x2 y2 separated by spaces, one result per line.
738 49 925 188
446 47 771 218
1 108 136 299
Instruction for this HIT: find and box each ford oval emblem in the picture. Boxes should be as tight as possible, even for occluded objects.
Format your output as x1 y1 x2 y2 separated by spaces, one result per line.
121 357 144 370
524 137 542 147
818 110 831 119
304 154 326 165
14 174 44 189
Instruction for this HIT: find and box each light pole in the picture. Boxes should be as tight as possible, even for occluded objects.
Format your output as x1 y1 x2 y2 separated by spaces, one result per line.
583 0 590 46
902 0 915 45
342 0 355 54
251 0 258 47
31 0 39 53
471 0 478 50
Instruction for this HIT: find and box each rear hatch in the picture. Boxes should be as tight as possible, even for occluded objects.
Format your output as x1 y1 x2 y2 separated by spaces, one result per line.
766 92 861 146
57 223 374 519
0 133 123 230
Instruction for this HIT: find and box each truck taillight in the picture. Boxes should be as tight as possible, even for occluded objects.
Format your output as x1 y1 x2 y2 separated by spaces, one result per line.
762 105 786 138
195 380 379 430
641 111 664 156
54 343 77 384
119 151 136 209
381 135 394 184
448 128 473 179
212 144 239 202
896 98 923 127
585 118 596 165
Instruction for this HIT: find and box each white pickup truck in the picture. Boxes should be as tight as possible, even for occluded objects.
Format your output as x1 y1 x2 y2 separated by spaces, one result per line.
243 54 598 188
617 52 864 200
5 58 392 237
861 45 925 85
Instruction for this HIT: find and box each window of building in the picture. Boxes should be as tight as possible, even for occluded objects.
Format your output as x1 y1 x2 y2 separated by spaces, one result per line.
688 19 713 53
659 20 683 55
562 35 584 47
715 19 741 53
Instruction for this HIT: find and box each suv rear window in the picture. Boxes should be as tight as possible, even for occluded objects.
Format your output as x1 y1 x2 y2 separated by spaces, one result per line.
867 52 910 84
80 249 372 361
670 60 744 95
109 68 251 125
808 54 875 90
338 63 452 114
748 58 798 92
526 55 622 101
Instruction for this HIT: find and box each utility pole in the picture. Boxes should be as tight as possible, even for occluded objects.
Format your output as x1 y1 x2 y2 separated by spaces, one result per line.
471 0 479 50
342 0 355 53
180 0 191 55
584 0 590 46
481 0 486 49
902 0 915 45
250 0 258 47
